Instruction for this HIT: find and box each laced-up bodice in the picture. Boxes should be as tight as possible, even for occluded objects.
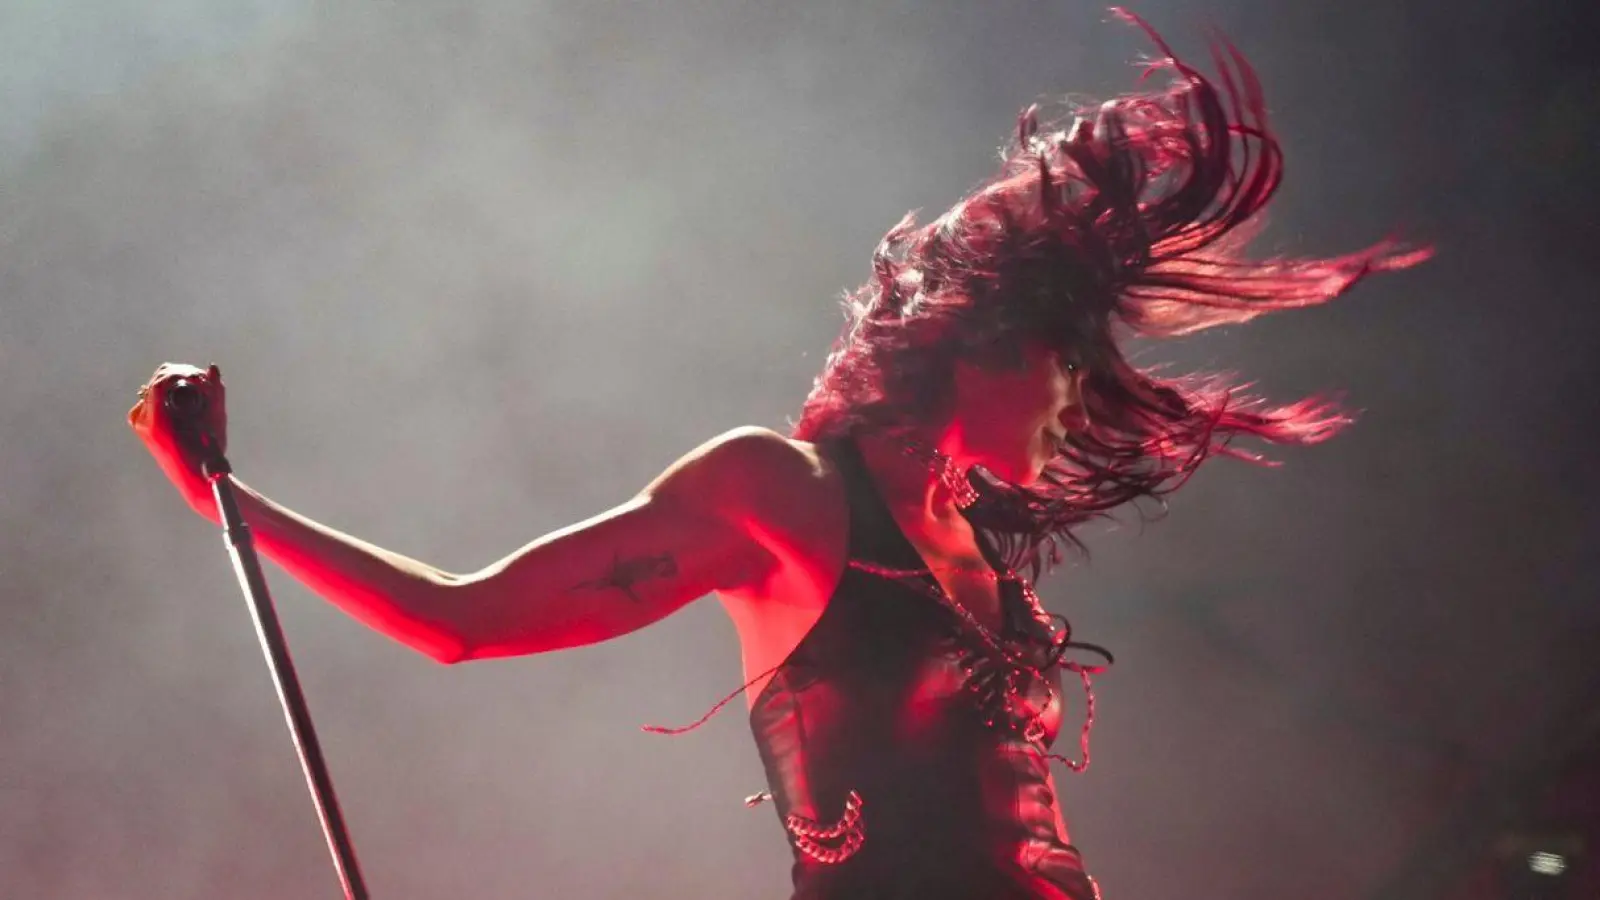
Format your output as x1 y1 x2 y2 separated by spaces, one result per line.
744 437 1103 900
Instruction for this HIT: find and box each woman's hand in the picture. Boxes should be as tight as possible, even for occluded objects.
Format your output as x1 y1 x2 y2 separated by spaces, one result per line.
127 362 229 521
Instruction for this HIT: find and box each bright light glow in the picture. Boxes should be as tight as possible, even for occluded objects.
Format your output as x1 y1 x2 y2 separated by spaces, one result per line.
1528 851 1567 876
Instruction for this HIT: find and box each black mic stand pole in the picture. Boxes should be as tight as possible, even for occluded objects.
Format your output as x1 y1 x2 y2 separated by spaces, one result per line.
170 382 370 900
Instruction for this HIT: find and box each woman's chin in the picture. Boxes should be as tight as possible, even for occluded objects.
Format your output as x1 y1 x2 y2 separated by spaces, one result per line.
985 455 1046 487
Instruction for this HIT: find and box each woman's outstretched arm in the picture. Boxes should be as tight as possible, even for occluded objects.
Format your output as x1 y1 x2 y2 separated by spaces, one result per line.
130 364 796 664
220 431 780 663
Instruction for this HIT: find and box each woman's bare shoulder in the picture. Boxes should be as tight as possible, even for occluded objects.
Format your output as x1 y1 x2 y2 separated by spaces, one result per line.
645 426 842 542
646 426 828 504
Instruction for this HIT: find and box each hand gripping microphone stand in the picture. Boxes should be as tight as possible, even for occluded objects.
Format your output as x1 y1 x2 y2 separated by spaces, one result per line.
167 379 370 899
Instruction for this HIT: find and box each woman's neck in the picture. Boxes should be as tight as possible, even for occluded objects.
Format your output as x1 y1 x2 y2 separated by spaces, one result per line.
853 427 970 526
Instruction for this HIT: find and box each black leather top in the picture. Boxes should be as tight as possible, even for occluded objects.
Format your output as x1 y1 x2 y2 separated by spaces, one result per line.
748 438 1097 900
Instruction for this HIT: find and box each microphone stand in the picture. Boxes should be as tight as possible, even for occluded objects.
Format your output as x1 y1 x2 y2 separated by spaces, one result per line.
170 382 370 899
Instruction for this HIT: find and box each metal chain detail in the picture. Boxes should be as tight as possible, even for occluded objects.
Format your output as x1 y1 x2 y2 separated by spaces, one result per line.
847 558 1104 772
785 790 866 864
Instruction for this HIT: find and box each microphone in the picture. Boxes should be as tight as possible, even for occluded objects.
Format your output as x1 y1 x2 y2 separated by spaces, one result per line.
162 376 229 474
164 378 208 416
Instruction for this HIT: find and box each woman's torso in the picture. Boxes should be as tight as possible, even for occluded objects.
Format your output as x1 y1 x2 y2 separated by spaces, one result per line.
717 436 1094 900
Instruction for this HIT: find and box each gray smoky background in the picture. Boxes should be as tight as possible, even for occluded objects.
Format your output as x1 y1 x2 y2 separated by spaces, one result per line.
4 1 1599 899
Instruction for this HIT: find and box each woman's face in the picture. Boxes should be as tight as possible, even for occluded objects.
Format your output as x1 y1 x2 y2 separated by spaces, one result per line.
949 342 1088 484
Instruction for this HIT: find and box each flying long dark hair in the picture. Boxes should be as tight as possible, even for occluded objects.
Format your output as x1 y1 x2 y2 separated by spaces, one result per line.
791 10 1430 578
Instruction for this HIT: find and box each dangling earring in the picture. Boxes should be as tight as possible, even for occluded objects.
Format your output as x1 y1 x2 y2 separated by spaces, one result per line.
901 436 979 509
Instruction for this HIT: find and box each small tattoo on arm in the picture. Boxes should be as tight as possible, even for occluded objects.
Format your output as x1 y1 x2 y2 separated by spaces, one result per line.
571 552 680 604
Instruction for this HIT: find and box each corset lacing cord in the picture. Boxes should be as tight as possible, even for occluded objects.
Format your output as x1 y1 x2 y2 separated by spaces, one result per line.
639 659 785 736
1041 613 1113 773
845 560 1114 773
